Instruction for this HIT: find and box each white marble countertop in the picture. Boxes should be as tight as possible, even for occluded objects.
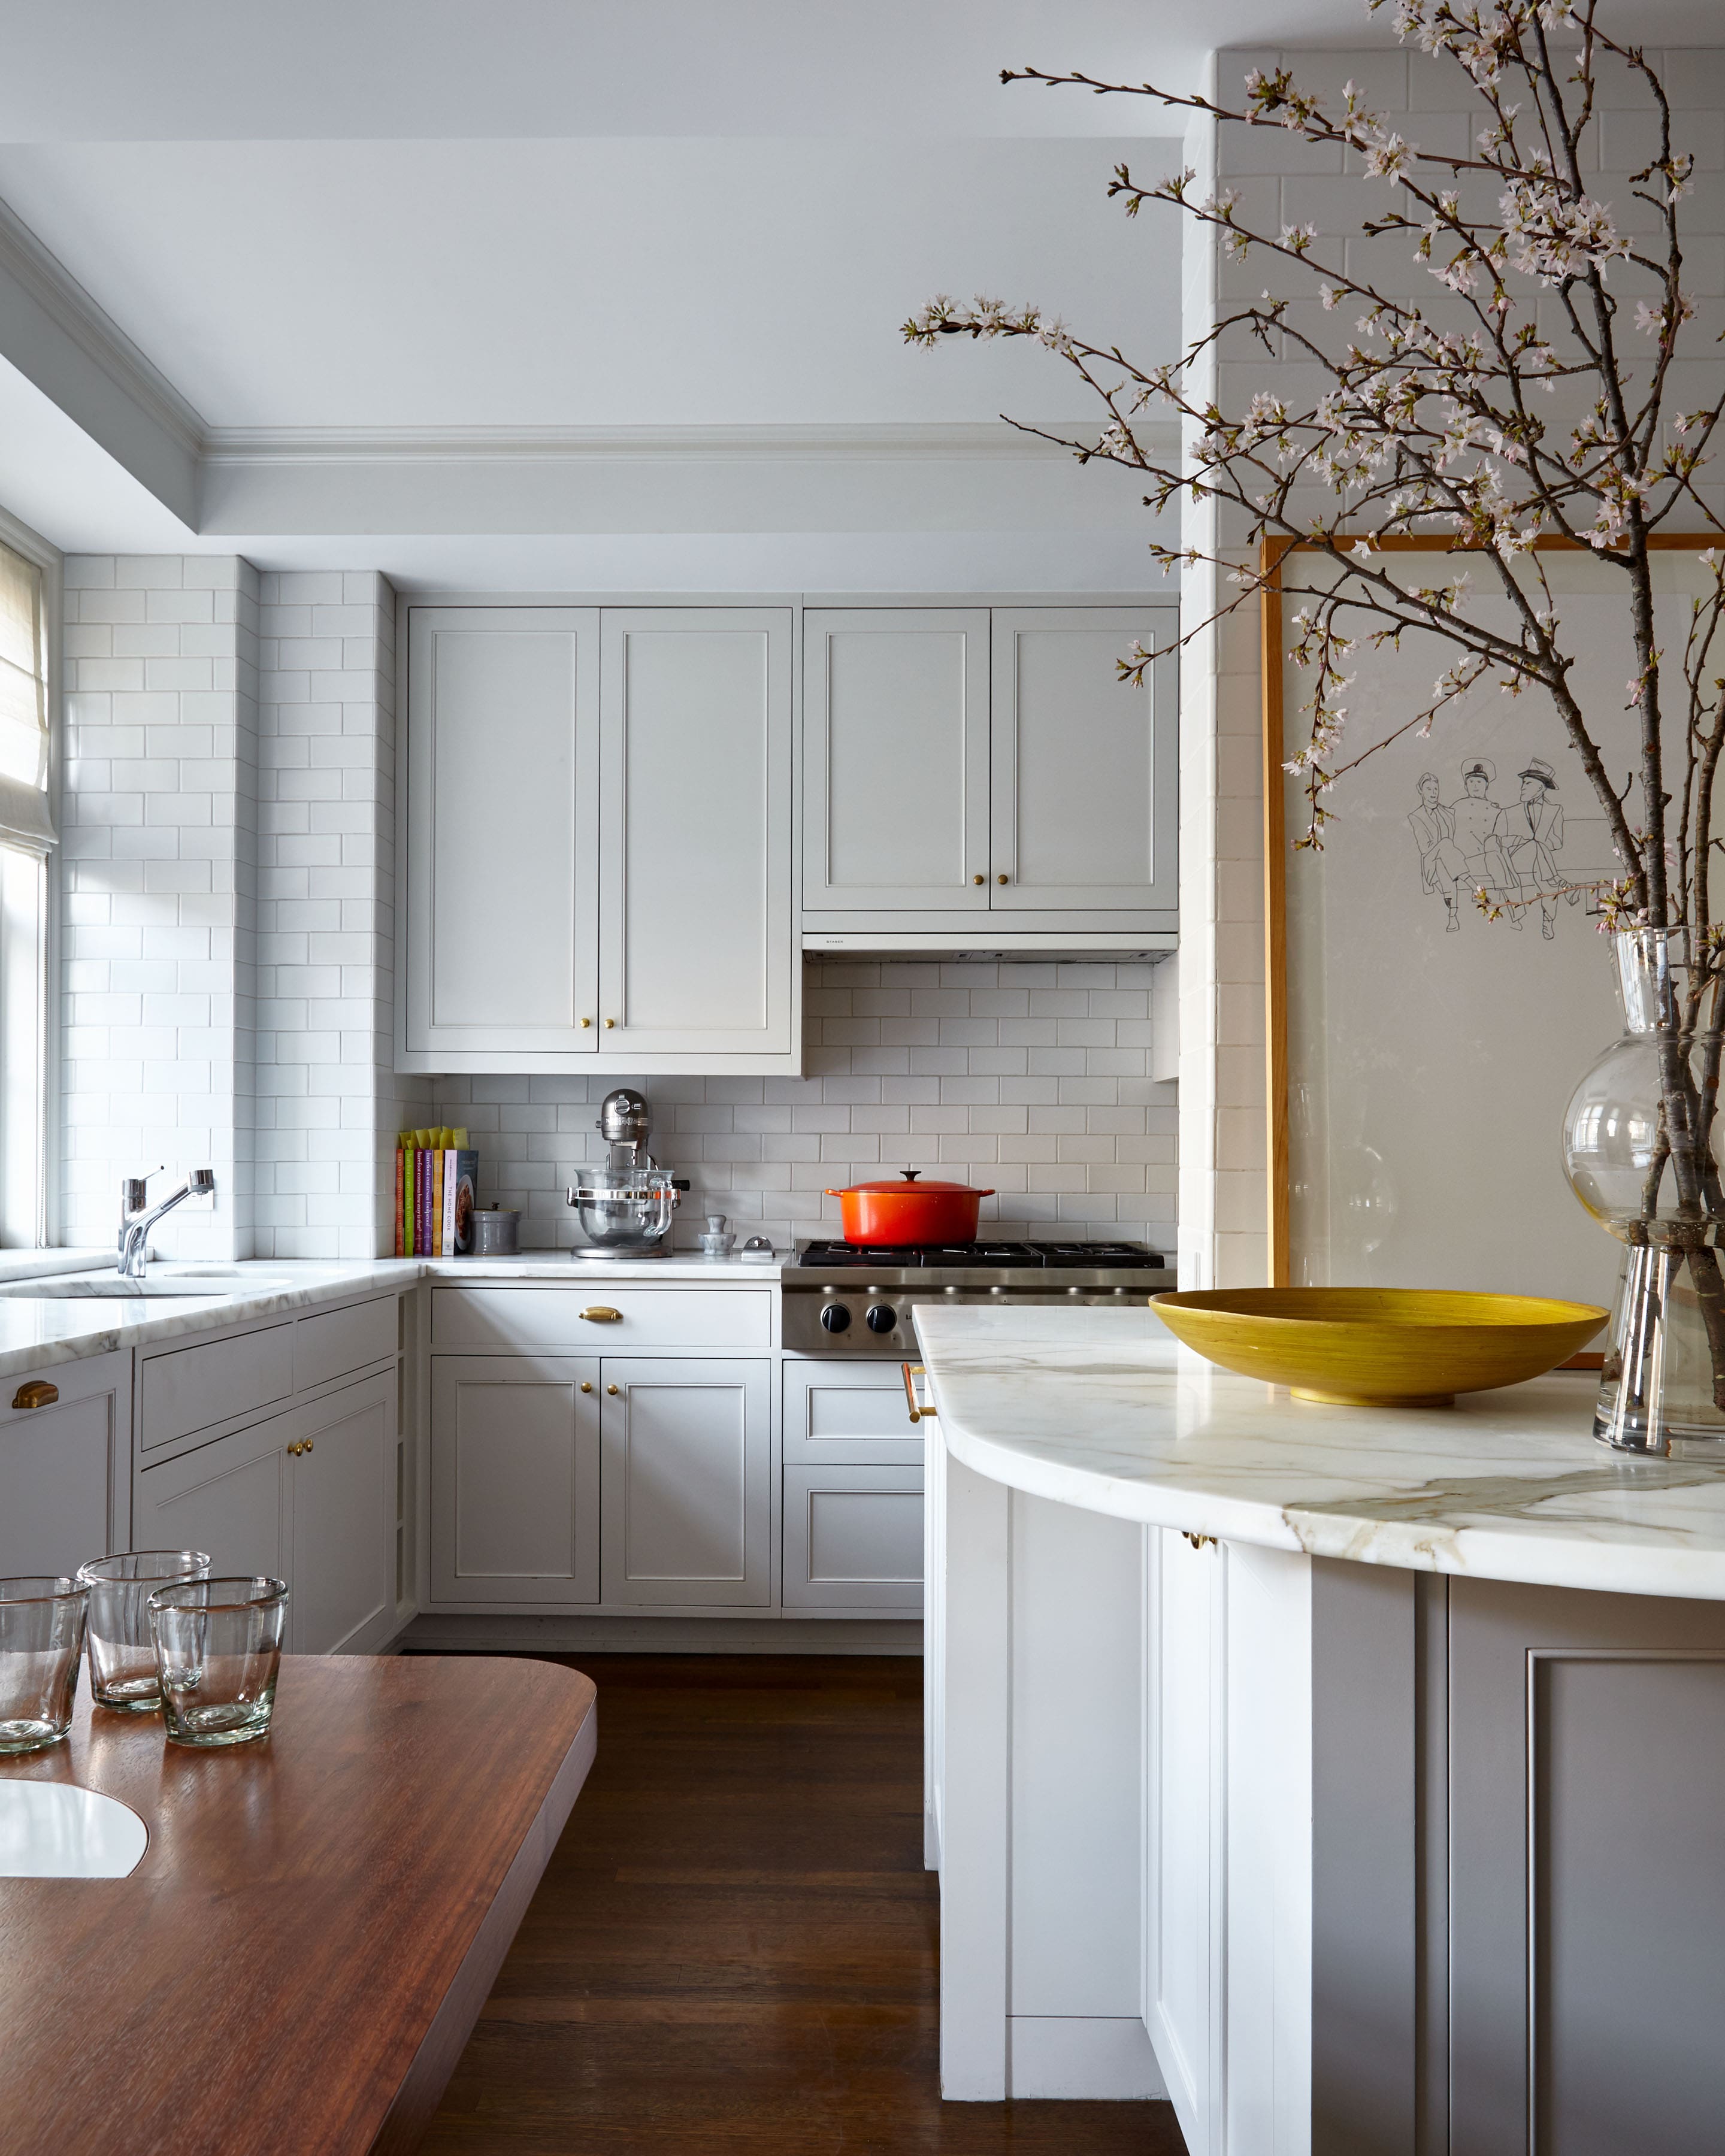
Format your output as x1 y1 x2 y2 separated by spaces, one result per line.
915 1303 1725 1602
0 1249 787 1381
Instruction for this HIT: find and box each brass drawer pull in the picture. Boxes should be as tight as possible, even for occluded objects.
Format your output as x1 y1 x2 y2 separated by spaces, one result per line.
11 1379 58 1411
1182 1531 1216 1552
580 1306 624 1324
901 1362 934 1424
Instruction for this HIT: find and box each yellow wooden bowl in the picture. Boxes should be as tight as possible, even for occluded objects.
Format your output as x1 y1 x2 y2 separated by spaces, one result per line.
1149 1287 1608 1408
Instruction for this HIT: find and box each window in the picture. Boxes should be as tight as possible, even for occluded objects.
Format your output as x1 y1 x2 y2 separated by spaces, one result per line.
0 531 54 1245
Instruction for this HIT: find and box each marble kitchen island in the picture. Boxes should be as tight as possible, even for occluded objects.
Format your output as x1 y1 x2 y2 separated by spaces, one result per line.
918 1304 1725 2156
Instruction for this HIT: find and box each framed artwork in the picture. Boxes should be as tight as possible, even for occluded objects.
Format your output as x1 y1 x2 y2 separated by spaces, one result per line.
1261 537 1717 1305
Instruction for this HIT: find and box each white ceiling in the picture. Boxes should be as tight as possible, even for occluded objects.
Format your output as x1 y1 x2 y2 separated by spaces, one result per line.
0 138 1180 431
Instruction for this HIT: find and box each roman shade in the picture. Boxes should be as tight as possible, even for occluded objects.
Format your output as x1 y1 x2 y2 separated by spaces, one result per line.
0 541 53 851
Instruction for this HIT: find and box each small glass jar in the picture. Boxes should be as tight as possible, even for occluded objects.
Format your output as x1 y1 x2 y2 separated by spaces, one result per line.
149 1576 289 1748
0 1576 89 1753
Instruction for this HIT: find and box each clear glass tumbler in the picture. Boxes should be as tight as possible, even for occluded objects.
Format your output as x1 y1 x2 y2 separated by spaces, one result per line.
0 1576 89 1753
78 1550 211 1712
148 1576 289 1749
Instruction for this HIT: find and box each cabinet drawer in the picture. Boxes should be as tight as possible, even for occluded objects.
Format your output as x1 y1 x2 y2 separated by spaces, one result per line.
783 1464 924 1610
296 1297 395 1394
140 1325 293 1454
783 1358 924 1463
431 1286 773 1352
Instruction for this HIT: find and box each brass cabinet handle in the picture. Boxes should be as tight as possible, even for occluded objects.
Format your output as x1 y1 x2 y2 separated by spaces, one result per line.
11 1379 58 1411
580 1017 591 1028
581 1306 623 1323
604 1018 616 1029
1183 1531 1216 1552
580 1380 594 1393
287 1442 301 1457
607 1383 620 1396
304 1439 314 1453
972 873 984 885
997 873 1009 884
901 1362 934 1424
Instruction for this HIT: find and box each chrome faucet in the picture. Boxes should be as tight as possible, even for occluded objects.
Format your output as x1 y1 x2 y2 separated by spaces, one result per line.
117 1168 216 1279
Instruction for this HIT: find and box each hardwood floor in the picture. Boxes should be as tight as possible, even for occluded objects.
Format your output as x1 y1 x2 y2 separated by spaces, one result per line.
419 1654 1187 2154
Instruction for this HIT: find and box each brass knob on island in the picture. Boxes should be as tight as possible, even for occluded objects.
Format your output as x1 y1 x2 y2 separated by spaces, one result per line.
305 1440 313 1453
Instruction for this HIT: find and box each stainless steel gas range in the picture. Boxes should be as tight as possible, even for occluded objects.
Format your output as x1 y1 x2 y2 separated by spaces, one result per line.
780 1239 1176 1358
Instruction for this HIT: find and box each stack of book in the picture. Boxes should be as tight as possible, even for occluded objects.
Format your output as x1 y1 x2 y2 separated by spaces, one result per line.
395 1128 480 1256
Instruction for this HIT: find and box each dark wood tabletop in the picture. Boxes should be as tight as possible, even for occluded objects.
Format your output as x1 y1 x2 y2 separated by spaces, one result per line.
0 1653 597 2156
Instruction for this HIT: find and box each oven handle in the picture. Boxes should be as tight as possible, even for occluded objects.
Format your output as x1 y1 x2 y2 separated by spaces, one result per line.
902 1361 936 1425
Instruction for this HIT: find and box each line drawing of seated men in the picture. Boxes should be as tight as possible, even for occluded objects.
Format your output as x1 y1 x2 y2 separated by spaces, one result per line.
1408 771 1470 932
1493 756 1566 938
1445 758 1512 903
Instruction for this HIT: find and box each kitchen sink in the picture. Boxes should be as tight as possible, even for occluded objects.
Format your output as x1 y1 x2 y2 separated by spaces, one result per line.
0 1270 292 1300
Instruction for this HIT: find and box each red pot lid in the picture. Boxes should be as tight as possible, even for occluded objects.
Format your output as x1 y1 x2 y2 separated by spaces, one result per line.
839 1170 979 1195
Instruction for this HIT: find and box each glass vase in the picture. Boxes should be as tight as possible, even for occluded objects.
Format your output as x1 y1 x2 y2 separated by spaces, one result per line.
1562 926 1725 1453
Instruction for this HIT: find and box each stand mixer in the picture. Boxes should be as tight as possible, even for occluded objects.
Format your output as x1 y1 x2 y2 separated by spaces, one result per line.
565 1089 689 1259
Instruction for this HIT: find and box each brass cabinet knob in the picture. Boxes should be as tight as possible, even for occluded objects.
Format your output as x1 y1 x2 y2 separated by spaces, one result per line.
604 1018 616 1029
997 873 1009 884
580 1017 591 1028
972 873 984 885
304 1439 313 1453
11 1379 58 1411
580 1306 623 1323
287 1442 300 1457
606 1383 620 1396
580 1380 593 1393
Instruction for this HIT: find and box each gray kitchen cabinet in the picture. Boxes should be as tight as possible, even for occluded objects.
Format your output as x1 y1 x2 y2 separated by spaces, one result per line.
989 607 1176 913
803 607 990 913
0 1352 131 1577
782 1358 923 1465
600 1357 771 1607
782 1462 924 1610
429 1354 601 1605
801 602 1178 935
402 606 599 1062
598 608 794 1059
398 600 797 1074
134 1368 397 1656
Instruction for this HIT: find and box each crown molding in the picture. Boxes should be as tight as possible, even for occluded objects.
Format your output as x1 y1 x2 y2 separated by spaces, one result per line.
198 420 1172 467
0 196 205 464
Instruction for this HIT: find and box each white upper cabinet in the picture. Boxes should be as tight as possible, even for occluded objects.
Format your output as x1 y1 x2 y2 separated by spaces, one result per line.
800 602 1177 934
990 607 1176 914
404 607 599 1059
399 602 797 1073
803 608 989 912
599 609 794 1058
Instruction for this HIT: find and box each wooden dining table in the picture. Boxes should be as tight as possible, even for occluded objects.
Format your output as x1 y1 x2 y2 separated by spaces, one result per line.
0 1653 597 2155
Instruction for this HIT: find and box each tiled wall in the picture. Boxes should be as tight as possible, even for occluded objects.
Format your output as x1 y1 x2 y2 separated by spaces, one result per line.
59 556 258 1258
429 959 1176 1253
253 571 431 1260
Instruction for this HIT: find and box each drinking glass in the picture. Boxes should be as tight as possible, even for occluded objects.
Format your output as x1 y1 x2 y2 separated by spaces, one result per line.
148 1576 289 1748
78 1550 211 1712
0 1576 89 1753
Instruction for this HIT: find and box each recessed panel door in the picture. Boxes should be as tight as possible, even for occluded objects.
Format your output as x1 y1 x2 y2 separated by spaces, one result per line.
989 606 1176 911
430 1355 601 1605
600 1358 771 1606
0 1355 129 1576
782 1464 924 1610
405 606 600 1055
803 608 990 911
598 609 792 1056
289 1372 394 1655
133 1413 292 1586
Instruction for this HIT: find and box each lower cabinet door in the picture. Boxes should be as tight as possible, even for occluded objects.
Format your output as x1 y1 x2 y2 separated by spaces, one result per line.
600 1358 770 1607
289 1371 395 1655
431 1355 601 1604
782 1464 925 1610
783 1358 925 1465
134 1412 293 1585
0 1352 131 1577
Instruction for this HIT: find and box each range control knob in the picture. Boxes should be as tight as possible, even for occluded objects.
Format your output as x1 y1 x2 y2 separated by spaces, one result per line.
819 1303 852 1333
865 1303 898 1334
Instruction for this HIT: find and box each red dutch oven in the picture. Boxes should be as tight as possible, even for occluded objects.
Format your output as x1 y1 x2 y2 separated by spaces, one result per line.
824 1168 995 1246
